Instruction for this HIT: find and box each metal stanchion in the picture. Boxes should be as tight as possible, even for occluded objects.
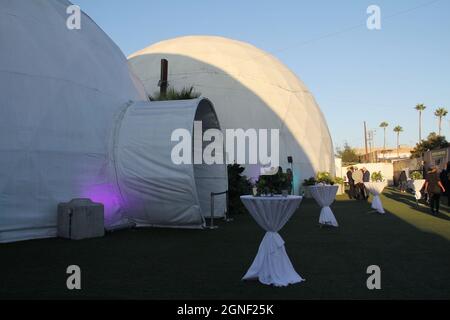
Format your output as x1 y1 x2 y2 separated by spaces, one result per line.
208 190 230 229
224 191 233 222
208 192 219 229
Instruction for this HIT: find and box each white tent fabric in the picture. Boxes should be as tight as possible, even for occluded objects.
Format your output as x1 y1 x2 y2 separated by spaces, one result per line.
0 1 228 242
128 36 335 193
116 98 228 227
0 0 147 242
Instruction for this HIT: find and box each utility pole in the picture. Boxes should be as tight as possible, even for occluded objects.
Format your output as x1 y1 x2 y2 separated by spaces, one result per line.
364 121 369 163
367 129 376 162
159 59 168 96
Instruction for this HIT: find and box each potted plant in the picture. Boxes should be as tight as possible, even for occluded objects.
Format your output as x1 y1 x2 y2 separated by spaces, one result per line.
227 164 253 213
371 171 384 182
255 168 291 196
334 177 345 195
316 171 335 185
410 171 423 180
302 177 317 198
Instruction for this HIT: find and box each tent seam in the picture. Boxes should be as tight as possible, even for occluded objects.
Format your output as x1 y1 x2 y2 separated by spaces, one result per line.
0 69 129 100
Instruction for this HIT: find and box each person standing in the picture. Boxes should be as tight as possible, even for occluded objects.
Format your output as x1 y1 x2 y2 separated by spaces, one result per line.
346 167 356 199
362 167 370 182
421 161 429 203
424 166 446 214
362 167 370 200
352 167 364 200
286 168 293 195
399 170 408 193
422 161 428 180
439 161 450 206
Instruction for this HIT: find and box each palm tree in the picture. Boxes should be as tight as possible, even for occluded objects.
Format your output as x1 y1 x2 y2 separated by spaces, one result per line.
415 104 426 141
393 126 403 158
379 122 389 161
434 107 448 136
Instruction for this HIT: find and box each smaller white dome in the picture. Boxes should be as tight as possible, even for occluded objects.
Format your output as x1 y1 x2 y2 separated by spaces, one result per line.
129 35 335 189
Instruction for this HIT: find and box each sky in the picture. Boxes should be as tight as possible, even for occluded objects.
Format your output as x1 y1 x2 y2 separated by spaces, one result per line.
73 0 450 151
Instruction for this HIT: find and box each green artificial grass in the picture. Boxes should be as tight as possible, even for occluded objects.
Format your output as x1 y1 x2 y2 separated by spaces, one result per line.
0 188 449 299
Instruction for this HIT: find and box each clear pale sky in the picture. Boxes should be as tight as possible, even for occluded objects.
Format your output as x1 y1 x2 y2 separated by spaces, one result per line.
73 0 450 151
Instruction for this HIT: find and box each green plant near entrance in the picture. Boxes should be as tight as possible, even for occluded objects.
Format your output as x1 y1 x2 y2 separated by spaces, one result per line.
227 164 252 215
149 86 201 101
256 168 291 195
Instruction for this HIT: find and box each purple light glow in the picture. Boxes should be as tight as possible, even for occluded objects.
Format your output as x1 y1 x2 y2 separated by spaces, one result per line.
81 183 122 220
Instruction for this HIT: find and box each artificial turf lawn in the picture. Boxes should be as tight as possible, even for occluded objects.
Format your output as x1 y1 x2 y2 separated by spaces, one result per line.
0 188 449 299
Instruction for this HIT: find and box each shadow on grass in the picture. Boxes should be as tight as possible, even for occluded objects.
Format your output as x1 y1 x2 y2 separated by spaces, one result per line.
0 195 449 300
383 190 450 222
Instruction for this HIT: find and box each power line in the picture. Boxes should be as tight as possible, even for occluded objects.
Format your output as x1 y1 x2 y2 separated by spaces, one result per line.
138 0 444 93
232 0 443 66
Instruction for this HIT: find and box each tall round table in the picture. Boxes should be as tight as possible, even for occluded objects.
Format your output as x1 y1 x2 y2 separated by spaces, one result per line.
308 185 339 227
240 195 304 287
410 179 426 201
364 181 387 214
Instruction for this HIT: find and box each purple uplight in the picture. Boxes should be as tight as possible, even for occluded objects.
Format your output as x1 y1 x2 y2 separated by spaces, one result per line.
81 183 122 221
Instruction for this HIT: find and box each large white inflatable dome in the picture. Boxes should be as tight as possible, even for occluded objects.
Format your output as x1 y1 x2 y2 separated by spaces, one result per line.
0 0 147 242
128 36 335 192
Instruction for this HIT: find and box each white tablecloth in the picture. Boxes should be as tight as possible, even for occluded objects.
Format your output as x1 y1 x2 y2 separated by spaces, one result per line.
411 179 425 200
308 185 339 227
364 182 387 214
240 195 304 287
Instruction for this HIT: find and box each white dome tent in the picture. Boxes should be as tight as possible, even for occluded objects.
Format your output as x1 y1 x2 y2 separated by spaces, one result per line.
129 36 335 193
0 1 226 242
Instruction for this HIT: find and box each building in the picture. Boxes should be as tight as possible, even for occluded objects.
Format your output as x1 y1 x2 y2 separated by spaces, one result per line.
354 145 413 163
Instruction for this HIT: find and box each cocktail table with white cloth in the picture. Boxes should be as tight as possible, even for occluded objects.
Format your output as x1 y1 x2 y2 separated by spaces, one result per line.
308 185 339 227
240 195 304 287
410 179 426 201
364 181 388 214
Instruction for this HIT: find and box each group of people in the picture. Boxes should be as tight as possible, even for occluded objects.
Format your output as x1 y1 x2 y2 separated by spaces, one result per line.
346 167 370 200
344 162 450 215
396 161 449 215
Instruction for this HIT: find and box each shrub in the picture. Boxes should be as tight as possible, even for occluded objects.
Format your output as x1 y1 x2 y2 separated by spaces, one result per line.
336 143 360 165
256 167 291 195
302 177 317 186
334 177 344 185
371 171 383 182
410 171 423 180
149 86 201 101
316 171 335 185
227 164 252 214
